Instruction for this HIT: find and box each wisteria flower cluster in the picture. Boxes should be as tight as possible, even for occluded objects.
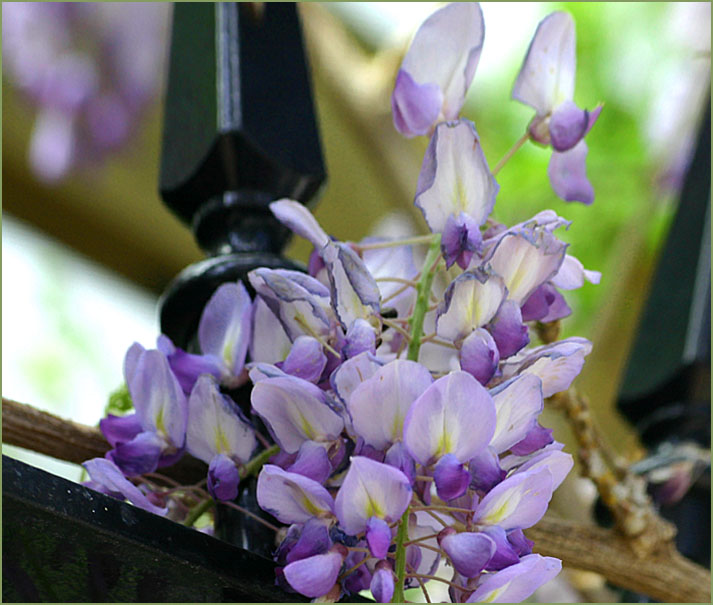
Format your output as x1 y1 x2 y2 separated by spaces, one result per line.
82 4 602 603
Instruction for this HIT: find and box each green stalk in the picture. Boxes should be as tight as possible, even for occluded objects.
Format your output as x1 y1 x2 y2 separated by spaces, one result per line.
183 497 215 527
393 233 442 604
240 444 280 479
406 234 442 362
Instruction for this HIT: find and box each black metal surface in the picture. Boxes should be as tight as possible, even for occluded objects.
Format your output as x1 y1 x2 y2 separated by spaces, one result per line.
617 104 710 432
159 2 325 239
2 456 306 603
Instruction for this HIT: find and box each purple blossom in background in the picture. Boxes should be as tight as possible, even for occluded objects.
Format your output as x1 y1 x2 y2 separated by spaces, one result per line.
2 2 169 181
513 12 602 204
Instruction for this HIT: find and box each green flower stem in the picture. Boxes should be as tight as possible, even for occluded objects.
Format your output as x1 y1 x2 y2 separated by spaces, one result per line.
240 444 280 479
492 131 530 176
407 234 442 363
183 497 215 528
393 233 442 604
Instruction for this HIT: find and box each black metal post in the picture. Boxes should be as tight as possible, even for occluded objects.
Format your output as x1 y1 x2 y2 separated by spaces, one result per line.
158 2 326 350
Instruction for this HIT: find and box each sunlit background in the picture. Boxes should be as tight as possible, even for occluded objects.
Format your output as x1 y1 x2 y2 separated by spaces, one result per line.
2 3 710 599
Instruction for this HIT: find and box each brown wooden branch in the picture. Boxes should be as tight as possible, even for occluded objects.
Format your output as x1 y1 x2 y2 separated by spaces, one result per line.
2 397 206 485
528 516 710 603
2 397 710 602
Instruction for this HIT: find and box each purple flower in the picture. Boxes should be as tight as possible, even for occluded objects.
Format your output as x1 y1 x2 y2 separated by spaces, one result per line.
334 457 412 536
250 375 344 454
108 347 187 476
282 545 346 598
438 528 496 578
347 359 433 451
185 375 256 467
256 465 335 525
403 372 496 466
392 3 485 137
83 457 167 516
512 12 602 204
467 554 561 602
415 120 499 268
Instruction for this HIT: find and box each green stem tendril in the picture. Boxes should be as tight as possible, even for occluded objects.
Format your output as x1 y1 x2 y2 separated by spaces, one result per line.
240 444 280 479
393 233 442 603
355 234 436 251
183 497 215 527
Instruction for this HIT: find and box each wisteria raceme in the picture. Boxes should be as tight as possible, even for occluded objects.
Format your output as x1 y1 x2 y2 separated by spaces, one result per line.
81 3 604 602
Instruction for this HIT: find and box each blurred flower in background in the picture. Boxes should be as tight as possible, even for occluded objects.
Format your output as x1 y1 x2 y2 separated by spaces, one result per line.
2 2 170 182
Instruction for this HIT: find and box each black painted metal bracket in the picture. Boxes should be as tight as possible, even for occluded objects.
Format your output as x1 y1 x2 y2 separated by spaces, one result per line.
2 456 307 602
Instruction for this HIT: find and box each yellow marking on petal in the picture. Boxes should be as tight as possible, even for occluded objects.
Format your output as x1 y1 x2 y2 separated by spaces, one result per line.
222 341 233 368
155 405 166 435
452 176 468 212
214 425 231 454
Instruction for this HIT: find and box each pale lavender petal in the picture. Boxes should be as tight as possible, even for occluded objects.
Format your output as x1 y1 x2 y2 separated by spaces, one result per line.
323 242 381 329
251 375 343 453
487 300 529 358
512 12 576 116
467 554 561 603
362 239 417 318
510 422 554 455
473 467 554 530
256 464 335 524
366 516 393 559
287 441 332 484
489 374 543 454
198 281 252 380
548 140 594 204
370 564 395 603
283 548 344 598
486 228 567 305
410 512 444 576
442 212 483 269
343 318 377 359
285 518 332 563
248 297 292 364
348 359 433 450
83 457 167 516
107 430 163 477
404 372 496 465
551 253 601 290
330 351 383 405
269 199 330 249
334 456 412 535
207 453 240 501
468 448 505 492
392 68 442 137
28 109 75 182
186 374 256 464
400 3 484 121
248 268 332 341
281 335 327 383
459 328 499 385
128 348 187 448
500 337 592 397
548 100 589 152
436 269 507 343
515 448 573 490
439 529 496 578
479 526 520 571
100 413 142 448
434 453 471 501
123 341 145 386
415 120 498 234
